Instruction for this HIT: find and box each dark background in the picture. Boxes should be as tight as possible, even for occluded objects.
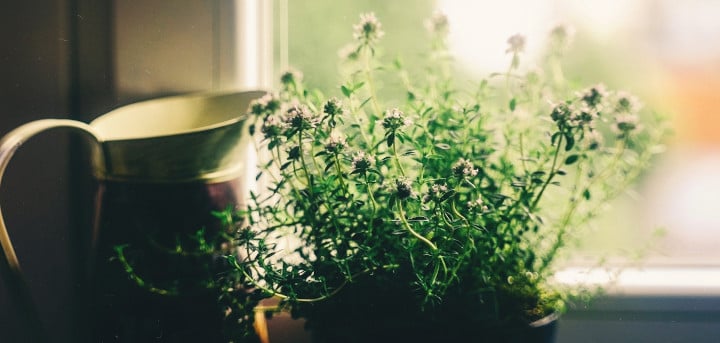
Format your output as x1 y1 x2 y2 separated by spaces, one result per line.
0 1 222 341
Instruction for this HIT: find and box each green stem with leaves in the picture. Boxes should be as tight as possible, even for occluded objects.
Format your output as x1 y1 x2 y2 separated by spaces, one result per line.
531 133 565 210
396 199 447 285
392 141 407 176
538 140 628 274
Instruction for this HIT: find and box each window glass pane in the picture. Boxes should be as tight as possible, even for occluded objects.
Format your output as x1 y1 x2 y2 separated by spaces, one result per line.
281 0 720 266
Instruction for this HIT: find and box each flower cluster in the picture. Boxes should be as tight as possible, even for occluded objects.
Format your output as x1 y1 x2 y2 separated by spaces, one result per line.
249 93 280 116
452 158 479 178
467 197 488 212
323 97 344 116
392 177 416 200
350 151 373 174
614 114 641 138
324 134 347 154
283 104 317 131
506 34 526 54
550 83 642 144
260 115 285 140
353 12 385 45
580 84 607 109
382 108 412 131
422 183 449 203
280 69 303 87
424 11 449 34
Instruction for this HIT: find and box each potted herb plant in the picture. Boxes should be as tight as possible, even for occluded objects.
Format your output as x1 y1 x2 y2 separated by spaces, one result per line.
219 12 667 343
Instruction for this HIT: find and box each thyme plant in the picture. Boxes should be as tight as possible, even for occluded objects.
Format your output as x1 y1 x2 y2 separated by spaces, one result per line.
221 12 667 341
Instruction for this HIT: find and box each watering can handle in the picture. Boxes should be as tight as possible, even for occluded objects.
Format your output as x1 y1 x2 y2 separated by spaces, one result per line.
0 119 102 342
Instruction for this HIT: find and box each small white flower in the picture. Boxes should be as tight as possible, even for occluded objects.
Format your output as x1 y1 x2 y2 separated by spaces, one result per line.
549 24 575 50
423 183 449 203
467 197 489 212
382 108 412 130
506 34 526 54
571 103 599 128
351 151 373 173
249 93 280 116
579 84 608 108
280 68 303 85
353 12 385 45
261 115 286 139
615 91 643 114
392 177 416 200
324 133 347 154
324 97 344 116
614 114 641 136
550 102 572 124
283 103 317 130
453 158 479 178
424 11 449 34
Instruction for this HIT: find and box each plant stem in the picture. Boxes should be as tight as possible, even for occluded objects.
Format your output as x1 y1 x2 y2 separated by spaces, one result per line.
114 245 177 296
363 46 382 117
334 154 347 192
531 133 564 210
396 199 437 251
392 141 406 176
229 255 398 303
538 140 628 274
365 173 378 214
348 97 372 149
297 129 313 189
519 132 528 174
396 199 448 281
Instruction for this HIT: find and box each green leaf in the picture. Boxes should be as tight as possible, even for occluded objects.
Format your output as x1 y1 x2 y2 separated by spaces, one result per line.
386 133 395 147
551 132 561 146
564 155 579 165
564 133 575 151
407 91 416 102
438 190 456 203
359 97 372 109
341 85 352 98
509 98 517 111
352 82 365 91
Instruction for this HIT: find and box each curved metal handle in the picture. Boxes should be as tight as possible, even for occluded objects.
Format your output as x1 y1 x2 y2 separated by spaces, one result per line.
0 119 102 342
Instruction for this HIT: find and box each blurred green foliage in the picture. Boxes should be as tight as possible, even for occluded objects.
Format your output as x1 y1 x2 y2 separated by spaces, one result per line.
281 0 434 93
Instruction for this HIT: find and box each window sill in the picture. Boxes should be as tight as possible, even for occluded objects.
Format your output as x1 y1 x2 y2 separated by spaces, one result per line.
555 266 720 343
555 266 720 296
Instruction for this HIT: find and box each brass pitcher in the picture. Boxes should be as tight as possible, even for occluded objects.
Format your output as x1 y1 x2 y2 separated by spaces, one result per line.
0 90 266 342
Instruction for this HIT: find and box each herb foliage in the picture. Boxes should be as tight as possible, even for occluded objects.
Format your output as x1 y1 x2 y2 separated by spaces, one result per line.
221 12 668 342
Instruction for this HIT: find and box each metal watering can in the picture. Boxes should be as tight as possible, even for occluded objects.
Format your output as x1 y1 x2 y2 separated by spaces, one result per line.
0 90 265 342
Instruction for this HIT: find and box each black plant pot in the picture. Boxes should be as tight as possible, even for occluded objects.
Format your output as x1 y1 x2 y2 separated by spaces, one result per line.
303 311 558 343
